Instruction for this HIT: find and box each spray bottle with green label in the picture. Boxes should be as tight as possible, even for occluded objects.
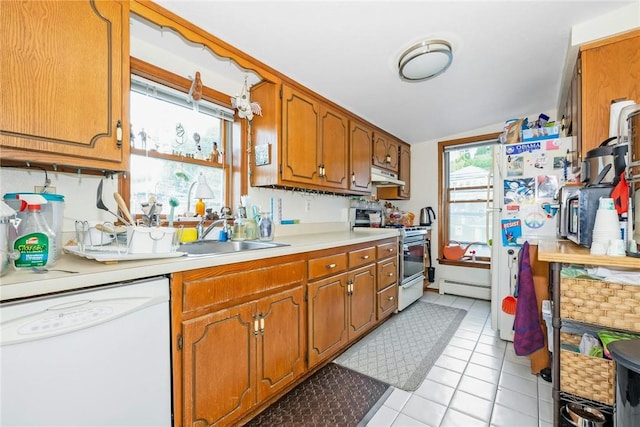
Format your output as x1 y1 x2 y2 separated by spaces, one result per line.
12 194 57 268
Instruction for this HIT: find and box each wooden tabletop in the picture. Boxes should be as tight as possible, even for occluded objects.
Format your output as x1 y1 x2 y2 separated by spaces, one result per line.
537 239 640 269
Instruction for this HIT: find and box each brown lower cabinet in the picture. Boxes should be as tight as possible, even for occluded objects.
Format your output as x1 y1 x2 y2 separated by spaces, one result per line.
171 255 306 426
171 238 398 426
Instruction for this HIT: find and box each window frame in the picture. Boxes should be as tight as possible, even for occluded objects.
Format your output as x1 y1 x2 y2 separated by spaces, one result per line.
437 132 501 268
120 57 235 218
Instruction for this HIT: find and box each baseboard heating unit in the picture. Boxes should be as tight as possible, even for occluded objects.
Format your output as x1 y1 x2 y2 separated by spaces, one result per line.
438 278 490 300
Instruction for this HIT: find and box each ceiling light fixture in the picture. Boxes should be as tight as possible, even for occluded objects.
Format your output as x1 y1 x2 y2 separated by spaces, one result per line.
398 39 453 82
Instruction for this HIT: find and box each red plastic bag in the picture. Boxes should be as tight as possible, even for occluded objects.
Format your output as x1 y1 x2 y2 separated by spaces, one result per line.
611 172 629 214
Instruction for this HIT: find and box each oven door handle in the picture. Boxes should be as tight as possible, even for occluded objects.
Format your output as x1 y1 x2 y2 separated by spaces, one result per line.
400 275 425 288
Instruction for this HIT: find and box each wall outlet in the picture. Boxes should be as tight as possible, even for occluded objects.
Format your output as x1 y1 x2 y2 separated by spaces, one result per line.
304 199 311 212
34 186 56 193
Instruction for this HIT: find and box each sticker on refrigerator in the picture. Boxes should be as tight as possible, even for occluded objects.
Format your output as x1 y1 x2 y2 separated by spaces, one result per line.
504 178 535 205
504 141 541 155
506 155 524 176
501 219 522 246
536 175 558 199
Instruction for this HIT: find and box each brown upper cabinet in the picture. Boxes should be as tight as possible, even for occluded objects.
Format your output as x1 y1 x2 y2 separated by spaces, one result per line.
349 120 374 193
372 132 400 173
0 0 130 172
564 29 640 158
279 85 349 190
377 142 411 200
251 82 373 195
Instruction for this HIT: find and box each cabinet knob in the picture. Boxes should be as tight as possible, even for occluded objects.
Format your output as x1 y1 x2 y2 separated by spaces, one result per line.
388 296 394 301
361 255 370 260
388 248 394 253
387 273 394 277
326 263 337 269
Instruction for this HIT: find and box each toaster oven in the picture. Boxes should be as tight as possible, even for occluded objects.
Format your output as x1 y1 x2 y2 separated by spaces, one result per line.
566 186 614 247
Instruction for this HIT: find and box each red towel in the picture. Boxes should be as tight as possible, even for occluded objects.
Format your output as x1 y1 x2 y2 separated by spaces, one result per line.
513 241 545 356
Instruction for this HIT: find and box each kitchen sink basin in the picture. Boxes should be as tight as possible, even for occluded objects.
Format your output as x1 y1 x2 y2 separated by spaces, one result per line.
177 240 289 256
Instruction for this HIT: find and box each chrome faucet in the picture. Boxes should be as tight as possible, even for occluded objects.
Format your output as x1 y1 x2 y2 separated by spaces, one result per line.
197 217 232 240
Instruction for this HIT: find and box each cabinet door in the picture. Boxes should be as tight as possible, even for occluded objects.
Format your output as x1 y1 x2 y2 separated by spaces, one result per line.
377 257 398 291
256 287 306 402
372 133 399 172
0 0 129 171
398 143 411 198
348 264 376 341
282 85 320 184
350 121 373 193
320 105 349 189
580 31 640 154
377 284 398 320
307 273 348 368
181 302 256 426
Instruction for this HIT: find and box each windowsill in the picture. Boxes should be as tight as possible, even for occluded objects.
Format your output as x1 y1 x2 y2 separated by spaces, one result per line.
437 258 491 269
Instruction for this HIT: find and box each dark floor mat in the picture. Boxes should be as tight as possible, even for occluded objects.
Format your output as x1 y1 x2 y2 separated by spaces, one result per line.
245 363 392 427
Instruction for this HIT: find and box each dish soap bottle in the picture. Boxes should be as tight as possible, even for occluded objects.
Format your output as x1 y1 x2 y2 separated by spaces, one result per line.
13 194 57 268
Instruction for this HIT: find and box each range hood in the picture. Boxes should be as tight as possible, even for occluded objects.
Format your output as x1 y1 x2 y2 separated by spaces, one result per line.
371 166 405 187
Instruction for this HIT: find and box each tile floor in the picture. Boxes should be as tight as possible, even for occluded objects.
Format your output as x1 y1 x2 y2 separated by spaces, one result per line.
366 292 553 427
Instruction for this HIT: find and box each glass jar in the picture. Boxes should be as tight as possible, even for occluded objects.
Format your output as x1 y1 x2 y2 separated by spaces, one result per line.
244 218 258 241
231 217 246 241
258 212 274 241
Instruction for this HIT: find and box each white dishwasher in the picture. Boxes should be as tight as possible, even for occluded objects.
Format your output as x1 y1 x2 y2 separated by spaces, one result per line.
0 276 172 426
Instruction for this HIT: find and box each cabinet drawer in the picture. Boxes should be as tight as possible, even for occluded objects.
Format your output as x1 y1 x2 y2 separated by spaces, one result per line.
377 241 397 259
308 253 348 281
377 258 397 291
348 246 376 269
180 259 305 314
377 285 397 319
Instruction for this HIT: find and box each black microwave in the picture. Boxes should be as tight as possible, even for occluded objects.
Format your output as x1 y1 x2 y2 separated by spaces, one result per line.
566 186 613 247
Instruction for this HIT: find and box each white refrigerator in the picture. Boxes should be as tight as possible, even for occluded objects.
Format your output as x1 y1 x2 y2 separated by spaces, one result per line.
490 136 576 341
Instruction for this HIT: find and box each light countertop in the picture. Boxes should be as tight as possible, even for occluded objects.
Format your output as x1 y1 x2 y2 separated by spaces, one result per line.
0 225 399 302
538 239 640 269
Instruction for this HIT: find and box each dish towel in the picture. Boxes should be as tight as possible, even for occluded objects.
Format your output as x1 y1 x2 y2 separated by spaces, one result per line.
513 241 545 356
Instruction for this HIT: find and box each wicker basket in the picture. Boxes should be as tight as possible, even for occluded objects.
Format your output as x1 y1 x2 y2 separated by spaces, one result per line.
560 277 640 332
559 332 615 405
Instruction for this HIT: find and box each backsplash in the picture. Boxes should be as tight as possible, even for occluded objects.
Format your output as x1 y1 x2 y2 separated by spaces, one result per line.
0 167 353 238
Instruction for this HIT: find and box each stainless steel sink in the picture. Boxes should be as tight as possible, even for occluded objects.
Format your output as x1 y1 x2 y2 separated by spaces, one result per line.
177 240 289 256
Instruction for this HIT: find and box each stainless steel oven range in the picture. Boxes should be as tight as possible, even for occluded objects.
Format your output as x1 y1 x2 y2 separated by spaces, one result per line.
398 226 429 311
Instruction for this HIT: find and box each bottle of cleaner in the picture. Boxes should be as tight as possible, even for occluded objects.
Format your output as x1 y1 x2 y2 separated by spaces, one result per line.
13 194 57 268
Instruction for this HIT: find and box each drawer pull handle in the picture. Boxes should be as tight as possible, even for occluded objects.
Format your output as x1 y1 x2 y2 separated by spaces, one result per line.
327 263 337 269
361 255 370 260
388 296 394 301
387 273 394 277
387 248 394 252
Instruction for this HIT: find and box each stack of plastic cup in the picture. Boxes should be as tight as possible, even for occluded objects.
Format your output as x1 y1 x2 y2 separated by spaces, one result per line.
590 197 621 255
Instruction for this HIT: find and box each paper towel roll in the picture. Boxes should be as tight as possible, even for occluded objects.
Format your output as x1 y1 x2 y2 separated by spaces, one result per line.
610 100 636 138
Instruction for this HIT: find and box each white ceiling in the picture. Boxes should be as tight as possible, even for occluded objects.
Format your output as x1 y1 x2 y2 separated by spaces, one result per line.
154 1 636 144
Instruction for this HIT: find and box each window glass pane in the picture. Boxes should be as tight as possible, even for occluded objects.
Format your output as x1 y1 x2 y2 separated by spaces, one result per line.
449 188 492 202
130 91 223 161
444 142 494 259
130 154 224 217
129 79 227 218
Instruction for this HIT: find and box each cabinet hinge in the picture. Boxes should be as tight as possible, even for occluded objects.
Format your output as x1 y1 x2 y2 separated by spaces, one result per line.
177 334 183 350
